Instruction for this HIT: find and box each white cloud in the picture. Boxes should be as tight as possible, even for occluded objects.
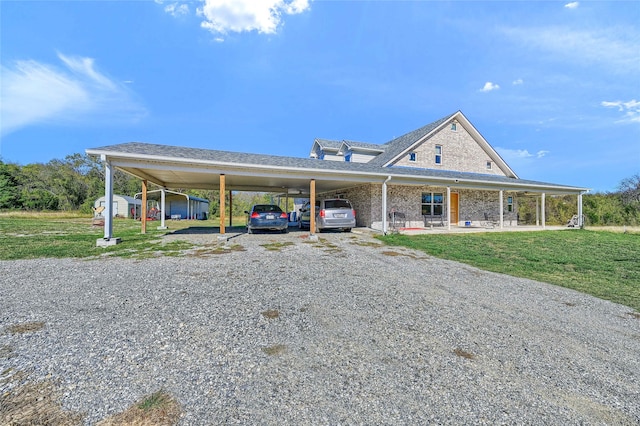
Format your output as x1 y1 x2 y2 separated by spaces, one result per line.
512 79 523 85
601 99 640 123
480 82 500 92
502 26 640 74
164 3 190 17
496 148 550 160
0 53 146 136
197 0 310 35
564 2 579 9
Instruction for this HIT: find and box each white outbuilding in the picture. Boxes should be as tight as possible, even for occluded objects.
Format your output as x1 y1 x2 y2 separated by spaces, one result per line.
94 194 141 218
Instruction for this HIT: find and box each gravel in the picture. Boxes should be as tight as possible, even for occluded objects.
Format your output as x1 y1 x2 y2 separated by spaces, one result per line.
1 229 639 424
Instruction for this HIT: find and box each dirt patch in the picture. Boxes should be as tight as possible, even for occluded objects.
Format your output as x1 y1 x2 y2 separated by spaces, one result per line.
261 309 280 319
261 242 295 251
96 390 181 426
453 348 475 360
4 321 45 335
0 370 84 426
262 344 287 356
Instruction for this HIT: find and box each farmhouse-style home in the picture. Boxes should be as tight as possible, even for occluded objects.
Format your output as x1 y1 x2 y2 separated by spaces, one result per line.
87 110 588 244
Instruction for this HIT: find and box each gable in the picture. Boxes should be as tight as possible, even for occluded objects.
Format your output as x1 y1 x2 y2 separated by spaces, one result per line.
381 111 517 178
390 119 508 176
310 111 518 178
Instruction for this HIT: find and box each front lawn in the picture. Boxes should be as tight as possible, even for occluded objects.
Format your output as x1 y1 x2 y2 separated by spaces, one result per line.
379 230 640 312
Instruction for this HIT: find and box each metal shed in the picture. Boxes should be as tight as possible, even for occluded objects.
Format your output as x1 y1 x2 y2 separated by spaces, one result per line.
134 189 209 220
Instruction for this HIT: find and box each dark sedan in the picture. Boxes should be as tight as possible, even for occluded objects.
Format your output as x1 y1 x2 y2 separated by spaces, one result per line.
245 204 289 234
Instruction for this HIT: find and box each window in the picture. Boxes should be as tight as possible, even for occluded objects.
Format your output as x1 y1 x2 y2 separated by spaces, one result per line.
421 192 444 216
451 122 457 131
344 153 352 162
435 145 442 164
409 152 417 162
486 161 492 170
507 196 514 212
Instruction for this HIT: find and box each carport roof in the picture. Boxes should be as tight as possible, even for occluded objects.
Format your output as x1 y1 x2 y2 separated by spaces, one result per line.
86 142 588 195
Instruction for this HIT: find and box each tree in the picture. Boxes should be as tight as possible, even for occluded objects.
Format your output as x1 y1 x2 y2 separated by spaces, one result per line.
618 174 640 209
0 161 21 208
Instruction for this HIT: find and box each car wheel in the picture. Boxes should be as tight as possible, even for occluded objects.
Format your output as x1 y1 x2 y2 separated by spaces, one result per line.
343 228 352 233
282 227 288 234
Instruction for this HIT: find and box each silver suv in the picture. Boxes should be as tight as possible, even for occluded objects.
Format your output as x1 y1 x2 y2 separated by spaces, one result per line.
316 198 356 232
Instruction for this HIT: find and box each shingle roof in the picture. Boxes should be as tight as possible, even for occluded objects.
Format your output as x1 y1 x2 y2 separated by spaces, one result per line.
342 140 386 152
368 112 455 166
87 142 587 192
313 138 342 150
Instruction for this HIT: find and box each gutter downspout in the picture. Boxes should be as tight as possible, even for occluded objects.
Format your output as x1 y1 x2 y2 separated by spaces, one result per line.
382 176 392 234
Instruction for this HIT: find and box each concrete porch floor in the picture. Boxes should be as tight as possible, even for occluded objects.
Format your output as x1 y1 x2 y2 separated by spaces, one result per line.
393 225 571 235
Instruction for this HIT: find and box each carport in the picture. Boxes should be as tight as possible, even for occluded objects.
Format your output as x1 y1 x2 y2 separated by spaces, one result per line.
86 142 587 246
86 142 379 245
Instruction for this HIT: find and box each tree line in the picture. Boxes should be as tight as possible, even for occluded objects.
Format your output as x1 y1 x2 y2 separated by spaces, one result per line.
0 153 291 217
1 154 639 226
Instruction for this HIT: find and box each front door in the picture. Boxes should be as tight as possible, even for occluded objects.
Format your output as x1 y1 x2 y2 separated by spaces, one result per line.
450 193 459 225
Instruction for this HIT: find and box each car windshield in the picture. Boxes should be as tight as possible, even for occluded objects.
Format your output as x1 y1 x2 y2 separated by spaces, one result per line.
324 200 351 209
253 205 282 213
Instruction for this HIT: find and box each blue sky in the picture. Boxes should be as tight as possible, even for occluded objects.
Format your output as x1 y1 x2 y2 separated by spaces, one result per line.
1 0 638 193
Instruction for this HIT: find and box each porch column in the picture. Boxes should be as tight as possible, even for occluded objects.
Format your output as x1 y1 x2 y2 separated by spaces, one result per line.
578 192 584 228
499 190 504 229
446 186 451 231
310 179 316 235
536 197 540 226
220 174 226 235
382 177 390 234
103 159 114 240
158 188 166 229
541 192 546 229
141 179 147 234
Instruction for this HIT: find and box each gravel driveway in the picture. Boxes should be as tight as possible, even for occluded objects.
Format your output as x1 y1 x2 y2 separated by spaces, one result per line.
1 229 639 424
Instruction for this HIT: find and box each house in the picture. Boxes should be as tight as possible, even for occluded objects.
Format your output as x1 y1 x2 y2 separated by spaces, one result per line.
86 110 588 244
94 194 141 219
308 111 526 229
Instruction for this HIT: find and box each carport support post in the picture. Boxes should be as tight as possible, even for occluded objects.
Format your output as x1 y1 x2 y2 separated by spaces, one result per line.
310 179 316 235
103 158 114 240
158 188 167 230
541 192 546 229
219 174 225 235
499 190 504 229
229 191 233 227
536 197 540 226
141 180 147 234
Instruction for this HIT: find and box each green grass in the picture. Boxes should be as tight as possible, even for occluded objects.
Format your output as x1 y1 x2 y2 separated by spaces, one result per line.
379 230 640 312
0 216 202 260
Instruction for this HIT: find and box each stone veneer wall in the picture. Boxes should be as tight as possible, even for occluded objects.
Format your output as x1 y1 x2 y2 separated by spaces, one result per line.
320 184 519 229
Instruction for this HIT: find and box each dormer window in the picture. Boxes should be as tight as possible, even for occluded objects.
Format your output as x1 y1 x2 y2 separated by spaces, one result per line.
435 145 442 164
409 152 417 162
451 122 457 131
486 161 492 170
344 153 352 162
